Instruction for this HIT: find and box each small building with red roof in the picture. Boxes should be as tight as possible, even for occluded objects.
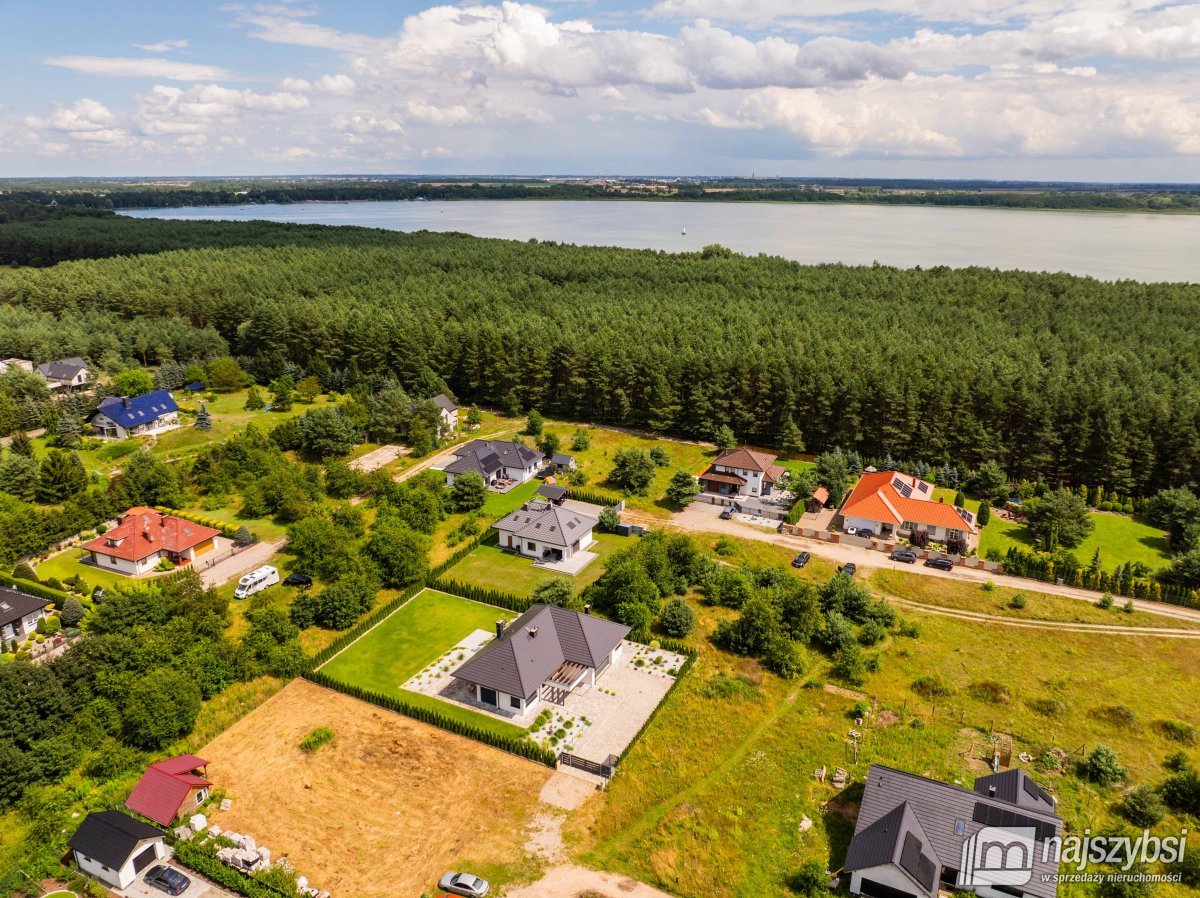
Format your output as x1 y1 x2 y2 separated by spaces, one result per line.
125 754 212 827
82 507 222 577
698 446 788 499
839 471 977 545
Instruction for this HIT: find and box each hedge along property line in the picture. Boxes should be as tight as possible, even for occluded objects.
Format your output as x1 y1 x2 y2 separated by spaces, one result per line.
1002 546 1200 609
170 838 295 898
7 577 71 605
426 577 534 614
566 488 624 509
618 639 698 764
154 506 253 543
305 668 558 767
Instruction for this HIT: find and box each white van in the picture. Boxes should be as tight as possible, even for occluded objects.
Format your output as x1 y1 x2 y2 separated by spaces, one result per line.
233 565 280 599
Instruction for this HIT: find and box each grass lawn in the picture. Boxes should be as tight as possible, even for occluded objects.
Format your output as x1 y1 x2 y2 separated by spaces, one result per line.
318 589 524 739
430 478 543 566
33 548 138 591
443 531 628 596
573 601 1200 898
979 510 1171 572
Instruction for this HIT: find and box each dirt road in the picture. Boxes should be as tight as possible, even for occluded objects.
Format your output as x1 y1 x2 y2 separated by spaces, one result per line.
625 502 1200 625
888 598 1200 638
506 866 677 898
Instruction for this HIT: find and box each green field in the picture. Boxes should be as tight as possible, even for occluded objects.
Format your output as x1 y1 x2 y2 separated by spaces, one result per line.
318 589 524 739
979 509 1171 571
444 531 627 596
33 548 137 591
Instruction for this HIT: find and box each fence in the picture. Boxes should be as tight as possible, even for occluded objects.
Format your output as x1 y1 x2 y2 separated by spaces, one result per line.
559 751 620 779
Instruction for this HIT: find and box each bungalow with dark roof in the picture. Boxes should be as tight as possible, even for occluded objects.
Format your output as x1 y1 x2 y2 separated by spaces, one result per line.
452 604 630 713
68 810 167 890
87 389 180 439
0 585 51 646
443 439 545 488
697 446 788 499
838 471 977 545
494 500 598 569
125 754 212 826
81 507 222 576
846 765 1061 898
35 356 90 391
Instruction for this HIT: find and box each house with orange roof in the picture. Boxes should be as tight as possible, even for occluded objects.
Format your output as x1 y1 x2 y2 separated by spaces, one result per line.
838 471 978 545
698 446 789 499
81 507 223 576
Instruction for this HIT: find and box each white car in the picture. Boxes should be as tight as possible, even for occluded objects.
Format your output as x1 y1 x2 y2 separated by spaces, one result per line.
233 565 279 599
439 872 490 897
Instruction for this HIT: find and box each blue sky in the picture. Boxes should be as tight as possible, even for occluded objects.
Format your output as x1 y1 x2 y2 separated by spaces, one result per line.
3 0 1200 180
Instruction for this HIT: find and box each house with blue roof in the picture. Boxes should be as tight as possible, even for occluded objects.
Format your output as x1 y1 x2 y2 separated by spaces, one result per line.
87 390 181 439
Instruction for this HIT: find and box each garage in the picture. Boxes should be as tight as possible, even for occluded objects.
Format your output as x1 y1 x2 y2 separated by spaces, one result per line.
133 844 159 873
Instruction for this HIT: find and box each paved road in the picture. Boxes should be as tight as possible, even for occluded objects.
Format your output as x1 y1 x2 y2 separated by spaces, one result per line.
624 502 1200 625
0 427 44 447
200 539 286 589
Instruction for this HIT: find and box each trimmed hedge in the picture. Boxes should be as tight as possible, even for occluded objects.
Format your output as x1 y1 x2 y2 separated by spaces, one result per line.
619 639 698 764
567 488 623 508
6 577 70 606
427 578 533 613
306 669 558 766
171 839 294 898
1002 547 1200 608
154 506 247 542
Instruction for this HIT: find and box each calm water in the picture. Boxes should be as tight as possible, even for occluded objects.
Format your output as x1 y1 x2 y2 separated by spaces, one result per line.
123 199 1200 283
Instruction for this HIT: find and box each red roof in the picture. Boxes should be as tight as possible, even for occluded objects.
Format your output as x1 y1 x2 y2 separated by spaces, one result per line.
698 466 746 486
841 471 977 533
82 508 220 563
811 486 830 505
125 755 211 826
712 446 779 474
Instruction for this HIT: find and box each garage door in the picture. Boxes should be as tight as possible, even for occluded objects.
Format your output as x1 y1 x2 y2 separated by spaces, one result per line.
132 845 158 873
859 877 919 898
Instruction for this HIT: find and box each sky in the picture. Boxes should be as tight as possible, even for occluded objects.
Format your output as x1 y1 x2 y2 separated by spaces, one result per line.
2 0 1200 180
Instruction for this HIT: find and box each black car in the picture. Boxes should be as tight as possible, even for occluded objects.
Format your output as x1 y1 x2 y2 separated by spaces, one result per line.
890 549 918 564
924 557 955 571
719 506 735 520
838 562 858 577
282 572 313 588
144 865 190 896
791 552 811 569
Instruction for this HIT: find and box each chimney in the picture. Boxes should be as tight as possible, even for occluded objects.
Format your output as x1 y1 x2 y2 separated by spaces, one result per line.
988 785 997 797
122 397 131 409
495 620 506 640
528 627 539 638
584 603 591 615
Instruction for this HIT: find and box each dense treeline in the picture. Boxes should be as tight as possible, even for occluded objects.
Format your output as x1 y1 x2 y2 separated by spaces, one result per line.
2 220 1200 494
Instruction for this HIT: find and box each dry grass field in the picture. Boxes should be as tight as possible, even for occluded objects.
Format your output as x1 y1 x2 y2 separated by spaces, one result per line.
200 679 553 898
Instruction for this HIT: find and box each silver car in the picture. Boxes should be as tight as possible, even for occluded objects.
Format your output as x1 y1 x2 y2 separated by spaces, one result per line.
439 872 490 897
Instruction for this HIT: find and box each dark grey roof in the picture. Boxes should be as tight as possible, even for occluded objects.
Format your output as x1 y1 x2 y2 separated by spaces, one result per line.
493 501 597 548
974 769 1057 814
431 393 458 413
68 811 162 869
445 447 503 478
552 453 574 465
451 439 543 473
845 802 938 897
36 356 88 381
848 765 1062 898
536 484 569 501
452 604 629 698
0 585 51 628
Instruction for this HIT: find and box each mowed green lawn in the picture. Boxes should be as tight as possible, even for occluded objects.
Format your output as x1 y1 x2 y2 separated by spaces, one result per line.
444 531 628 596
318 589 524 739
979 510 1170 571
34 549 137 591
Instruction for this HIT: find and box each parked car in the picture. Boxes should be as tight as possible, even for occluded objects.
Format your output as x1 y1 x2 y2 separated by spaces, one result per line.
282 572 313 588
846 526 875 539
890 549 918 564
791 552 811 569
439 872 490 897
925 557 955 571
233 565 280 599
719 506 735 520
144 865 190 896
838 563 858 577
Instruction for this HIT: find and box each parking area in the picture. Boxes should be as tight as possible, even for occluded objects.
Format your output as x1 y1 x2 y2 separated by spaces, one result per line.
114 860 237 898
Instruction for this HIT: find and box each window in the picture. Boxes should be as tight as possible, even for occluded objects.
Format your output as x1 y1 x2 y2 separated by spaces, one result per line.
954 819 965 835
510 696 521 709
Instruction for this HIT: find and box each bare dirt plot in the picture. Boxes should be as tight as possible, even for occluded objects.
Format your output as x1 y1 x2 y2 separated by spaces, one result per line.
200 679 552 898
349 444 409 473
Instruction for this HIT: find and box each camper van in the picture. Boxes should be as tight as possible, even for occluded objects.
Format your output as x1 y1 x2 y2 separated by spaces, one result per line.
233 565 279 599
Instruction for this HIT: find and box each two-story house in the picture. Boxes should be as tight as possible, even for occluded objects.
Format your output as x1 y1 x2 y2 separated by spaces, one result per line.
697 446 788 498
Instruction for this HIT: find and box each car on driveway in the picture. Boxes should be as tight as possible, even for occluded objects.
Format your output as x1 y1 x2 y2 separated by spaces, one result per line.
846 526 875 539
144 865 190 896
282 572 313 588
791 552 811 569
719 506 735 520
924 557 955 571
837 562 857 577
890 549 918 564
439 872 490 897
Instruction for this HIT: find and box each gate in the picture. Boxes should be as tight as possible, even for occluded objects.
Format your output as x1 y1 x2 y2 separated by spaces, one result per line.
558 752 619 779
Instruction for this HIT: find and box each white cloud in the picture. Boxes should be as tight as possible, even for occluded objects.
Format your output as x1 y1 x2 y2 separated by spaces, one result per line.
403 99 479 126
43 55 235 81
133 38 189 52
314 73 356 95
421 145 453 158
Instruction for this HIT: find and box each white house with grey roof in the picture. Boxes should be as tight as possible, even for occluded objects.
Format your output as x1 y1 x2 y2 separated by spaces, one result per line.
431 393 459 434
494 500 597 567
36 356 90 391
0 585 51 647
846 765 1062 898
443 439 544 488
452 604 630 714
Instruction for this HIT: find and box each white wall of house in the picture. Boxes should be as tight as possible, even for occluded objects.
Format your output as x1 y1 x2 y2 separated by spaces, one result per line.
439 408 458 433
75 839 165 890
474 683 538 714
502 463 538 483
849 865 925 898
90 551 160 575
844 515 892 535
499 527 594 560
712 464 770 496
90 411 179 440
2 609 46 642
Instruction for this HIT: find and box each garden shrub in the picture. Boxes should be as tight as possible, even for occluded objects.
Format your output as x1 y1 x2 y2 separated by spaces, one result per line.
968 680 1011 704
1158 720 1198 745
1082 744 1127 786
911 675 955 698
299 726 334 753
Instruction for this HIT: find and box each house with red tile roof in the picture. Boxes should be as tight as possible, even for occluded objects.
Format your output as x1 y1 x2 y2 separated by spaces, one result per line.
697 446 788 499
839 471 977 545
82 507 222 577
125 754 212 827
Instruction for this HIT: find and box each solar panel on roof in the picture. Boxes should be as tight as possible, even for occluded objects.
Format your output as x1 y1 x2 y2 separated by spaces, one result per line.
892 477 914 498
900 833 924 883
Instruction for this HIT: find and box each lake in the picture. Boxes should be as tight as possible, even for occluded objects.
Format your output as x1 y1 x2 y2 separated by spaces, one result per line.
122 199 1200 283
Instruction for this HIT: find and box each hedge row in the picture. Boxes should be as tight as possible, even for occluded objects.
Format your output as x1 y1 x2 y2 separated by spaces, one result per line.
427 577 533 613
1003 547 1200 608
305 580 425 671
7 577 71 605
566 488 623 509
306 669 558 766
154 506 248 542
170 839 294 898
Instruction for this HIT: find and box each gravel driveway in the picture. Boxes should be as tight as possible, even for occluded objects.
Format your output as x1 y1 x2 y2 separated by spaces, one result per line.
200 539 285 588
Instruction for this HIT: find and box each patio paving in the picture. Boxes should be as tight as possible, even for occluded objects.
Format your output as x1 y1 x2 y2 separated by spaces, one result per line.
535 549 598 575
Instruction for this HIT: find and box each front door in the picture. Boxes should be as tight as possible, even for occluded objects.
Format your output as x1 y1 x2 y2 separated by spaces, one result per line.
480 687 497 706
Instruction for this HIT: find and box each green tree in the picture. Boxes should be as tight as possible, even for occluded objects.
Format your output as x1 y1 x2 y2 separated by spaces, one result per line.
970 460 1009 505
286 516 358 581
234 526 254 547
122 668 202 749
1119 784 1165 827
598 505 622 532
194 403 213 431
315 571 378 629
954 489 966 508
660 597 696 637
1082 744 1126 786
764 636 808 679
244 385 266 411
976 499 991 527
270 375 295 412
121 450 186 507
466 405 483 427
1026 488 1095 551
8 430 34 459
778 416 805 455
111 368 155 397
538 431 561 458
712 424 736 450
450 471 488 512
570 428 592 452
0 452 39 501
323 458 361 500
206 357 249 392
714 596 781 655
60 596 85 627
296 375 321 403
609 447 655 495
365 514 430 588
57 412 82 448
531 578 577 609
36 449 87 502
815 449 854 506
665 469 700 507
295 407 360 458
525 409 544 436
